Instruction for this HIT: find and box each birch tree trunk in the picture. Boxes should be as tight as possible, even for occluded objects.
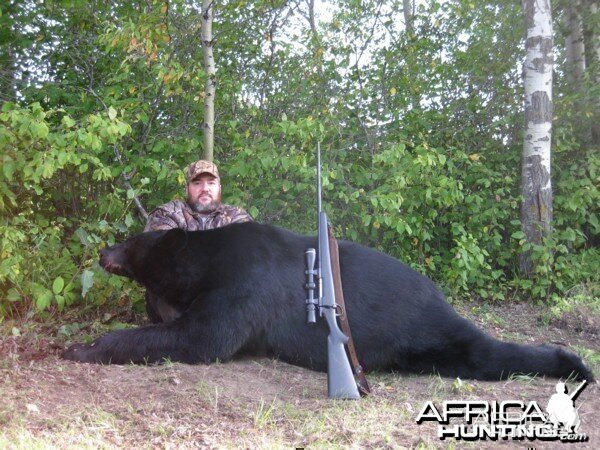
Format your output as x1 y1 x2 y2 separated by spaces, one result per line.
565 2 585 85
520 0 554 277
201 0 216 162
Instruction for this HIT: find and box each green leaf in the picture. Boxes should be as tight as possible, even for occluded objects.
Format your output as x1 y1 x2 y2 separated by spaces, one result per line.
55 294 65 310
62 115 76 128
108 321 128 331
58 323 83 337
35 289 53 311
589 214 599 231
52 276 65 295
57 151 69 166
64 292 77 306
81 270 94 298
2 161 15 181
7 288 21 302
511 231 525 240
108 106 118 120
75 227 91 245
124 213 134 228
116 122 130 136
42 160 54 178
31 122 49 139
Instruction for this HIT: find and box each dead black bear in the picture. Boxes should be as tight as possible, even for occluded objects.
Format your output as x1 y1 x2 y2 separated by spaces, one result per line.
63 222 593 381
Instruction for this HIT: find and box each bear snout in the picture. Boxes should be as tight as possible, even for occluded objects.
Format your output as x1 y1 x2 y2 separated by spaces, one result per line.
99 246 128 276
99 247 112 269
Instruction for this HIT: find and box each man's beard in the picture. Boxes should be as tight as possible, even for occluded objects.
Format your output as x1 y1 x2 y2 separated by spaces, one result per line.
190 200 220 213
187 188 221 214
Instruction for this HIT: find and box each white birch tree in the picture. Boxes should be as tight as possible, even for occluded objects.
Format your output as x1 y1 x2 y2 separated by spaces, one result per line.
520 0 554 276
201 0 216 162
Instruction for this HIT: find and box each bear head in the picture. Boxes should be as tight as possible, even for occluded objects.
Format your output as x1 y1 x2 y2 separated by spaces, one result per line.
99 228 189 287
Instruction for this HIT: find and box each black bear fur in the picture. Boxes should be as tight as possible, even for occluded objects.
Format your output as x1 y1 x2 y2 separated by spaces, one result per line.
63 223 594 381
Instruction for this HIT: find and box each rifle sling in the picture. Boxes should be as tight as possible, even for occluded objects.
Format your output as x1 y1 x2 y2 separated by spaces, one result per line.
327 227 371 396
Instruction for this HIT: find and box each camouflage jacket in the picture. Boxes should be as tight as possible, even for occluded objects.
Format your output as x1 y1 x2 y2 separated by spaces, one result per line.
144 199 252 232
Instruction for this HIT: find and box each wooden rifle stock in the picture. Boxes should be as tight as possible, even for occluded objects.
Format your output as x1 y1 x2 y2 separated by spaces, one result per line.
327 226 371 396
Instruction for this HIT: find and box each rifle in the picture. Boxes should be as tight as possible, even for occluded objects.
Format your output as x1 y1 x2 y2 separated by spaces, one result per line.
305 143 369 399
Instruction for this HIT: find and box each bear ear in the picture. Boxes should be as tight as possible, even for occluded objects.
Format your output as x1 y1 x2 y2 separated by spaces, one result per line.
156 228 188 254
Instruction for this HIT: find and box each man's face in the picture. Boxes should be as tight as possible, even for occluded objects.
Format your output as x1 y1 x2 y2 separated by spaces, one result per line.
186 174 222 213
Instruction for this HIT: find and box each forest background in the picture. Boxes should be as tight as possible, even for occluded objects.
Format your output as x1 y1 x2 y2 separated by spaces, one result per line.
0 0 598 319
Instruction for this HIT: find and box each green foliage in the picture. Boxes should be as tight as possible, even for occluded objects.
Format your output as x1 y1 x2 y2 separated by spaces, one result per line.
0 102 141 315
509 136 600 300
0 0 598 317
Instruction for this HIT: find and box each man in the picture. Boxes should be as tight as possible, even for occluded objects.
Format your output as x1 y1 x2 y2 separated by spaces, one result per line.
143 159 252 322
144 159 252 232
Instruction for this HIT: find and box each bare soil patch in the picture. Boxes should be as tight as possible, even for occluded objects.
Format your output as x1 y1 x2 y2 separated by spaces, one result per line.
1 300 598 449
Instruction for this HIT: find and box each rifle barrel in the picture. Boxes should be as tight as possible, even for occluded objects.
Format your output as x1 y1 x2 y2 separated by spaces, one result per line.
317 142 322 214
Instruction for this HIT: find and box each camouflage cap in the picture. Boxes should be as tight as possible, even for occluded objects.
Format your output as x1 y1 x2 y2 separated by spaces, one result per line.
186 160 220 182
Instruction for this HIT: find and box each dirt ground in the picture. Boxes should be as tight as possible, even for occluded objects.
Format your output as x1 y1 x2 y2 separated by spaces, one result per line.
0 300 598 449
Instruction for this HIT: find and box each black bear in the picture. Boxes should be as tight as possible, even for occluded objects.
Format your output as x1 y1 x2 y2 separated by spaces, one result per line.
63 222 594 381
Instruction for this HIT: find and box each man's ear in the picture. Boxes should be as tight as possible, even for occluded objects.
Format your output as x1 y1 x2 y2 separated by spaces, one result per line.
156 228 188 255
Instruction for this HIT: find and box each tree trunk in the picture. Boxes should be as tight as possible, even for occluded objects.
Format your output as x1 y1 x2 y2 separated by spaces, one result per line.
0 3 18 105
584 1 600 71
307 0 323 76
564 3 585 85
0 47 17 104
403 0 414 37
520 0 554 277
583 0 600 144
201 0 216 162
565 2 591 143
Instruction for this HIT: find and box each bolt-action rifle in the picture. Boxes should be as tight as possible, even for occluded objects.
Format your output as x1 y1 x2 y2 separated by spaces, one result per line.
305 143 370 399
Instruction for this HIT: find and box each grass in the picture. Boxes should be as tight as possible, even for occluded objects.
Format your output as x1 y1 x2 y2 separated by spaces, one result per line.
195 380 221 412
0 407 123 450
241 394 419 448
539 290 600 324
1 294 597 449
1 360 596 449
506 373 538 384
177 370 435 448
253 398 277 429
